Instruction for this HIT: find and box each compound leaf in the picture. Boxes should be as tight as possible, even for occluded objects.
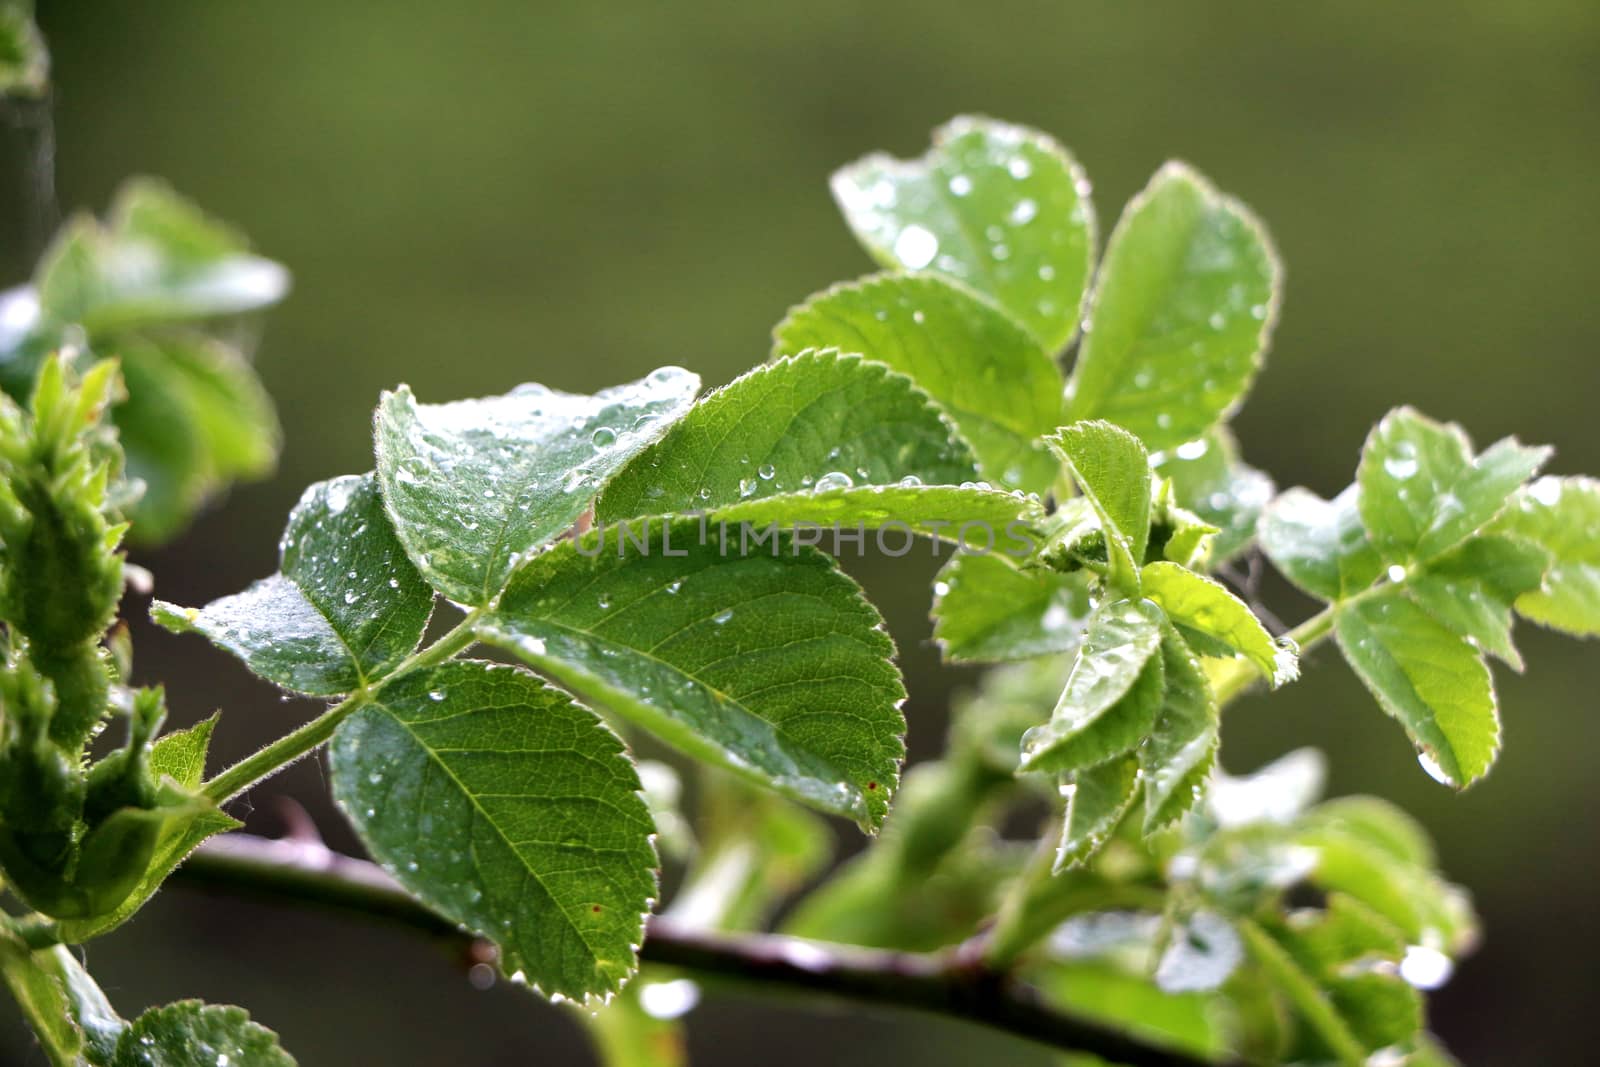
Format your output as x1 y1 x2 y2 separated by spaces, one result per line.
376 366 700 605
1140 626 1220 831
1153 428 1274 564
1357 407 1549 566
831 115 1096 353
331 661 657 1002
1046 421 1152 592
1055 757 1139 871
1490 476 1600 638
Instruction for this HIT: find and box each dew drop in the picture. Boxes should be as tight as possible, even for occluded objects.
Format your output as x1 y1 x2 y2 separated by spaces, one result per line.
591 427 618 447
757 463 776 480
892 225 939 269
814 471 854 491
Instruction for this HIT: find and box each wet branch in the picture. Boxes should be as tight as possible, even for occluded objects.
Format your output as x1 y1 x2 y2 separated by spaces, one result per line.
160 834 1234 1067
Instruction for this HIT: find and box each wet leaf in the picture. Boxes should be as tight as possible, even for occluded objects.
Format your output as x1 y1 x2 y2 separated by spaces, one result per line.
1335 590 1498 787
1153 428 1274 564
1490 476 1600 638
1055 757 1139 871
596 351 981 524
153 473 434 696
1046 420 1152 592
1357 407 1549 566
0 941 124 1066
1409 535 1549 670
931 553 1093 663
112 1000 294 1067
831 115 1096 353
1140 627 1219 831
477 523 905 830
1141 561 1296 685
1020 598 1165 774
1259 485 1383 602
772 273 1062 493
1065 162 1278 452
376 366 700 605
1155 910 1242 993
331 661 656 1002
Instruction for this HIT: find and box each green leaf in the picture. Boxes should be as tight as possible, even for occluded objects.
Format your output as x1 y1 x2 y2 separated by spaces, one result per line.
1065 162 1279 452
113 333 280 542
376 367 701 605
0 941 124 1067
1155 910 1243 993
113 1000 294 1067
1335 589 1498 787
1032 959 1227 1060
596 351 979 521
148 713 220 790
1357 407 1549 566
693 484 1042 554
772 273 1062 493
1153 428 1274 564
1491 476 1600 637
35 180 289 333
1141 561 1296 685
1019 598 1165 774
830 115 1096 352
330 661 657 1001
1055 757 1139 871
1409 535 1550 670
1046 420 1152 591
1260 485 1384 602
1140 627 1220 831
931 552 1092 663
1295 801 1477 955
153 473 434 696
477 523 905 830
0 7 49 96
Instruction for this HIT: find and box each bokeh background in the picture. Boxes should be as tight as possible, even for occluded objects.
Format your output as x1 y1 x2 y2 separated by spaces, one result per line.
3 2 1598 1064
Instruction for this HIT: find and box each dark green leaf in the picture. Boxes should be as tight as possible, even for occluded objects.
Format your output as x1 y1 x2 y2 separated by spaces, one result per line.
477 523 905 830
931 552 1092 663
1065 163 1279 451
1357 407 1549 566
772 273 1061 492
1335 590 1498 787
1020 598 1166 775
375 367 700 604
1260 485 1383 602
153 473 434 696
113 1000 293 1067
1490 476 1600 637
331 661 657 1001
830 115 1096 352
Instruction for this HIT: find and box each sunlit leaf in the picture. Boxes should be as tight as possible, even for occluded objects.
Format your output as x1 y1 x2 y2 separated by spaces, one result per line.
1335 590 1498 787
1055 757 1139 871
931 553 1092 663
1490 476 1600 638
1046 420 1152 592
1140 626 1219 831
1259 485 1383 603
831 115 1096 352
1141 561 1296 686
1409 534 1549 670
1357 407 1549 566
1154 428 1274 564
773 273 1061 492
1065 163 1278 452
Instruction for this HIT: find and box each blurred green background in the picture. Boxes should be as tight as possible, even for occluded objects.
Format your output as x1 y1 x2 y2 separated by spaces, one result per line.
4 2 1598 1064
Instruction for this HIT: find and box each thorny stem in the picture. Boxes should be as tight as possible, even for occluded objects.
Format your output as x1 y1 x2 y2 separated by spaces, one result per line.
200 611 483 803
12 834 1237 1067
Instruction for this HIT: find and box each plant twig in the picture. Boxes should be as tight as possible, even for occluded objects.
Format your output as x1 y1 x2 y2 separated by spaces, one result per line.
147 834 1236 1067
